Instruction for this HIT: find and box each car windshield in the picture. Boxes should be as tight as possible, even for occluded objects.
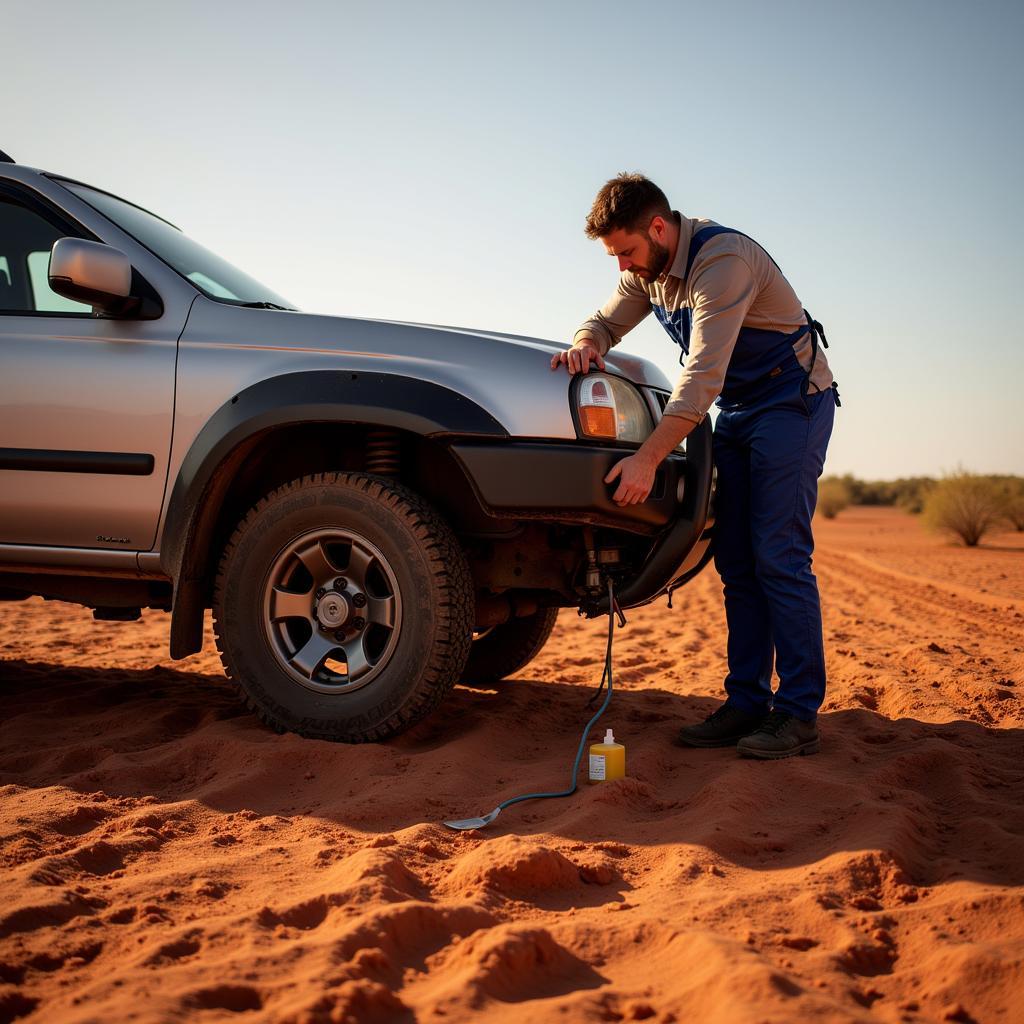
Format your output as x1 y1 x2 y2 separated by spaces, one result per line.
59 180 296 309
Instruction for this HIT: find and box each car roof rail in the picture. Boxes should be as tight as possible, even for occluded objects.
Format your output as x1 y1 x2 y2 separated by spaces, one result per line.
0 149 14 163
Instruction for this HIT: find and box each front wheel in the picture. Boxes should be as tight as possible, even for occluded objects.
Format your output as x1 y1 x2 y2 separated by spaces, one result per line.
212 472 474 742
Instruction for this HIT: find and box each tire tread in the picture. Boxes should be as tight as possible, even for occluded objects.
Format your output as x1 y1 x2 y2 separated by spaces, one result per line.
211 472 473 742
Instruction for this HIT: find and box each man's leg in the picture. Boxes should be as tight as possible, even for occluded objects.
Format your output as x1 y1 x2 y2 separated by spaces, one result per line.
676 414 773 747
712 412 775 716
745 388 835 723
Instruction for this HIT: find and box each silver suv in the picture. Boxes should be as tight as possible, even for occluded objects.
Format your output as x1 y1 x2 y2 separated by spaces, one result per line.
0 152 714 742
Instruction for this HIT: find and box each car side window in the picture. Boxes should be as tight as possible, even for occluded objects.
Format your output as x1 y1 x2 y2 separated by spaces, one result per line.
0 196 92 315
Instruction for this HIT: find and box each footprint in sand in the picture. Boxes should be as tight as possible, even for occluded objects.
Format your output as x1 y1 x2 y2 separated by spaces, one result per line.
774 935 819 951
182 985 263 1013
0 992 38 1020
145 932 202 965
257 896 329 931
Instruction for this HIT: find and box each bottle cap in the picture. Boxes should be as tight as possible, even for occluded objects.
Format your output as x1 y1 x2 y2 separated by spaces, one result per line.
604 728 615 745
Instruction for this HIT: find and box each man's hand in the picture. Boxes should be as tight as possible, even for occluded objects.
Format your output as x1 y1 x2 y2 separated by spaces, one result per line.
550 338 606 375
605 451 658 506
604 416 695 505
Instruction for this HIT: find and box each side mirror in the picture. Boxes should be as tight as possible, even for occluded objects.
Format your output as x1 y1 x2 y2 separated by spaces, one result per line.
48 238 162 319
49 238 133 314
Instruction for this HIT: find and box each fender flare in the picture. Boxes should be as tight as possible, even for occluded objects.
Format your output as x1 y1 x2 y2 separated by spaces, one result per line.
161 370 507 658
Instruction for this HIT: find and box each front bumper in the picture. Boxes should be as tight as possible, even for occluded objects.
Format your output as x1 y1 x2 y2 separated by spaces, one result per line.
451 418 715 610
451 441 685 533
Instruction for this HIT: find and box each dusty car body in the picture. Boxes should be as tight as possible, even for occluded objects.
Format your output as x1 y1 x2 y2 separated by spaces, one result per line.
0 152 714 741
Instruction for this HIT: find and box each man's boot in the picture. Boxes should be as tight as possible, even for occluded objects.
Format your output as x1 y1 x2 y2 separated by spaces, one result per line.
675 702 766 748
736 710 820 759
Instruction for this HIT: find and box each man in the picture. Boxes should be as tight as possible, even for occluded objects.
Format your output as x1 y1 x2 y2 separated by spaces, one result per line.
552 173 838 759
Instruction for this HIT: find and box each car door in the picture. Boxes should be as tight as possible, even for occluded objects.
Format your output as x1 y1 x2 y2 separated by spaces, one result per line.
0 180 191 551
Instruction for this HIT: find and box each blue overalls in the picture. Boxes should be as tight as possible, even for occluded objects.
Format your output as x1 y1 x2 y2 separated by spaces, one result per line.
656 226 840 721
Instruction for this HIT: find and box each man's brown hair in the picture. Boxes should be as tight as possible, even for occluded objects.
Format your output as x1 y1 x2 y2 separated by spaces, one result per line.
584 173 672 240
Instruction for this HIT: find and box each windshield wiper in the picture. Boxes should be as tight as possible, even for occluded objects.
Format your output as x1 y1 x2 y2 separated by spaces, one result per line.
238 301 295 311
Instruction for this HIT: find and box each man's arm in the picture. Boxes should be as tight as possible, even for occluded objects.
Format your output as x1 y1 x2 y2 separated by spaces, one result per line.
551 271 651 374
604 413 697 505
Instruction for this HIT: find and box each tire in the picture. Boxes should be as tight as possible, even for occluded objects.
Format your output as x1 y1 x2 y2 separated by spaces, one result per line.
463 607 559 684
212 472 473 742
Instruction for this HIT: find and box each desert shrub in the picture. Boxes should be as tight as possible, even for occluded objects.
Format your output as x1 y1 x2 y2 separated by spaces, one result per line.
836 473 868 504
837 475 936 511
892 477 936 514
994 476 1024 531
921 470 1006 546
817 476 852 518
852 477 891 505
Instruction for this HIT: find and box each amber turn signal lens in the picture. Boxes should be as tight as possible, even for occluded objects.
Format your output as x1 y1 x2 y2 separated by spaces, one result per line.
580 405 616 438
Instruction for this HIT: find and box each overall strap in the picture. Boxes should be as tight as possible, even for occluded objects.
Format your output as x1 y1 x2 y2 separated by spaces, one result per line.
804 309 828 374
681 223 841 408
802 309 841 405
683 224 784 284
684 225 814 361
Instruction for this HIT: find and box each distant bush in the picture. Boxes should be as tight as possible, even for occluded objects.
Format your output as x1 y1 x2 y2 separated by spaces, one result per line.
921 470 1007 546
892 477 937 514
817 477 852 518
831 473 936 513
818 472 1022 527
994 476 1024 531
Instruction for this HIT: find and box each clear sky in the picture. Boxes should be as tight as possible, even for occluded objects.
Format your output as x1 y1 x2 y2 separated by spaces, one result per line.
4 0 1022 478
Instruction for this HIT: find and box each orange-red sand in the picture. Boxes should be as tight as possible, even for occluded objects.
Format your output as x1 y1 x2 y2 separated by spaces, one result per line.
1 507 1022 1024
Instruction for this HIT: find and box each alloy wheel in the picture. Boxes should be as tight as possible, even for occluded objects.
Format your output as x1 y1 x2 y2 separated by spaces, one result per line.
261 528 402 694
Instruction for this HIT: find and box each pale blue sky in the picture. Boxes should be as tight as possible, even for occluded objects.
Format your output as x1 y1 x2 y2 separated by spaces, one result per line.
4 0 1022 477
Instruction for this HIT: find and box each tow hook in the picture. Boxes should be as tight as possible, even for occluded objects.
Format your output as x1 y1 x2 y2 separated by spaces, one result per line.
580 527 626 623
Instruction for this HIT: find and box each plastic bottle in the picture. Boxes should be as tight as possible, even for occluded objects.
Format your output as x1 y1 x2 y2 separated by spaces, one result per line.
588 728 625 783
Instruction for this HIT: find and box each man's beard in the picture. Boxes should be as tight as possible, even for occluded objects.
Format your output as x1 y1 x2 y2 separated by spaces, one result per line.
636 234 670 279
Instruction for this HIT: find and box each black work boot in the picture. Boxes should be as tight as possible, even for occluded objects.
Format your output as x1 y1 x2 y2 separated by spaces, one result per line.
675 702 767 748
736 710 820 759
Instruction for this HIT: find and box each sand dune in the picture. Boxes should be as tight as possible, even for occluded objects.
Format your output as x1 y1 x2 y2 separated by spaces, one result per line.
1 507 1022 1023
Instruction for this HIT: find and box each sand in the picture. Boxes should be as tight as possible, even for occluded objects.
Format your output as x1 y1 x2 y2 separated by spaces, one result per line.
1 506 1022 1024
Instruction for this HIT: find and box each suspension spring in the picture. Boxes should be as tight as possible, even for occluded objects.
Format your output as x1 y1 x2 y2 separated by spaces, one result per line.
366 429 400 477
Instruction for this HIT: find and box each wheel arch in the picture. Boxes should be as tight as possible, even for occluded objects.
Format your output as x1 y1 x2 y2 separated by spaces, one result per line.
162 370 507 658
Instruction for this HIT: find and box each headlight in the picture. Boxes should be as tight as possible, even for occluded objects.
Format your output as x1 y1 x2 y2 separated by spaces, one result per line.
574 373 653 443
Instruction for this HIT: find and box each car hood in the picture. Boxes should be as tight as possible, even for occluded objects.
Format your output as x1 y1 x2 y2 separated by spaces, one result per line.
178 298 675 441
371 316 672 389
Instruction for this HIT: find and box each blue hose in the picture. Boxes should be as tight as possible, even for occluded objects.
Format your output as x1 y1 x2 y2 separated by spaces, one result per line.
489 578 618 814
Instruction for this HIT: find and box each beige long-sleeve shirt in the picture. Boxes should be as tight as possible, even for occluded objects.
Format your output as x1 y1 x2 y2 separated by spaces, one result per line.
574 214 833 423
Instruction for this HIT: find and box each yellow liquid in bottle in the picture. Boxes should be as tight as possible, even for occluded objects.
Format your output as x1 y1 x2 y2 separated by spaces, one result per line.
588 733 626 783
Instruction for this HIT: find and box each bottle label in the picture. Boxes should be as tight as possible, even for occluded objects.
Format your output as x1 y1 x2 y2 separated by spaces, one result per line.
589 754 606 781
